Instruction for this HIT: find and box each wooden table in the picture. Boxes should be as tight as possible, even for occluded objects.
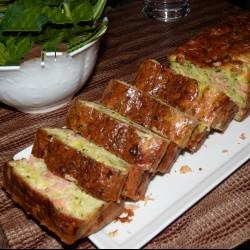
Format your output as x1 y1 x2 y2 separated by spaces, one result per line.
0 0 249 248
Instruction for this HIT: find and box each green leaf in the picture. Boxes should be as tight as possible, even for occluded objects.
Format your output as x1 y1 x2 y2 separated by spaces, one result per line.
0 6 8 13
14 38 32 63
0 36 34 65
62 0 94 24
3 5 73 32
0 0 26 31
41 30 64 51
0 0 15 13
42 5 71 25
93 0 107 21
5 35 15 58
71 1 93 23
7 7 48 32
68 32 93 48
0 42 10 65
67 17 107 53
0 12 4 20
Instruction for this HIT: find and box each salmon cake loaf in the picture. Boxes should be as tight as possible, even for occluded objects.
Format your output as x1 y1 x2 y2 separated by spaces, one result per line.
134 59 238 131
169 14 250 121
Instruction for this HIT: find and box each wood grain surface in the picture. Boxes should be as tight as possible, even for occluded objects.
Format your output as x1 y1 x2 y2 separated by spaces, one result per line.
0 0 249 248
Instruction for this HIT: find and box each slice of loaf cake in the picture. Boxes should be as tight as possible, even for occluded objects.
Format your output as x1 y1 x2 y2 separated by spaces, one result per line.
3 157 124 245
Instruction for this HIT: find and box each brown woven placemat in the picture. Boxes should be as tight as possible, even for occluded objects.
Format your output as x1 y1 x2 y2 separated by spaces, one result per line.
0 225 8 249
0 0 250 248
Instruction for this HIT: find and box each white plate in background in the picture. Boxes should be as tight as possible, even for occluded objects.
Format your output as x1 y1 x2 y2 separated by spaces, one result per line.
14 117 250 249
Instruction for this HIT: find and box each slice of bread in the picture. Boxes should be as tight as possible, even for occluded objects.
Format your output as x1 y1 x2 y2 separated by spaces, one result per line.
101 79 207 151
32 128 151 201
66 100 170 173
3 157 124 245
134 59 238 131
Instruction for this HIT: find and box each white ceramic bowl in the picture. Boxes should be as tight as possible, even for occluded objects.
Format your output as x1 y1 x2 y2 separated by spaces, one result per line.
0 33 104 114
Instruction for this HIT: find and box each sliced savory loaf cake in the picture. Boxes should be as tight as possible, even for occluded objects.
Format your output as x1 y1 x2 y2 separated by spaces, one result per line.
32 128 128 201
134 59 238 131
169 14 250 121
3 157 124 245
66 99 176 174
32 128 151 201
101 79 208 152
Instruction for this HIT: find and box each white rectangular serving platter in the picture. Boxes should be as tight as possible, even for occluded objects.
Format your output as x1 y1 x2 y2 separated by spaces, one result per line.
14 117 250 249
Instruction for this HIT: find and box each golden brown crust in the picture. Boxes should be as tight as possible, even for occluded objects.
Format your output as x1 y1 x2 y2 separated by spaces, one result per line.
187 126 209 152
32 128 127 202
170 15 249 121
122 166 152 201
2 162 124 245
157 142 181 174
237 107 250 121
66 100 169 172
134 59 238 131
101 79 199 149
173 14 250 67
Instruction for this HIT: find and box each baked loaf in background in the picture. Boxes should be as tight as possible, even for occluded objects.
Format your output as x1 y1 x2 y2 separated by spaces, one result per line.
134 59 238 131
3 157 124 245
169 14 250 121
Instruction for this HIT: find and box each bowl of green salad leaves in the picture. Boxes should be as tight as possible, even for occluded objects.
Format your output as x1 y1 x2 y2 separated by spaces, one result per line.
0 0 108 113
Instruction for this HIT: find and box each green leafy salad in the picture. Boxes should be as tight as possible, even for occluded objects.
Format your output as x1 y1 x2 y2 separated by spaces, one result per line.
0 0 108 66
